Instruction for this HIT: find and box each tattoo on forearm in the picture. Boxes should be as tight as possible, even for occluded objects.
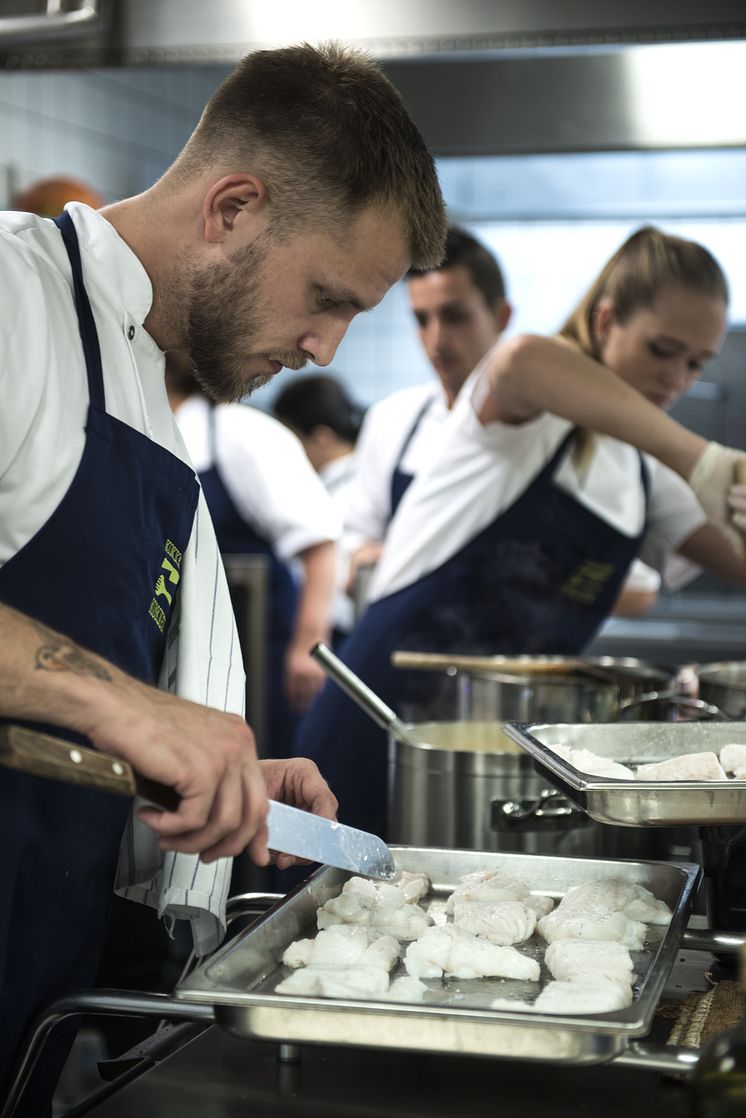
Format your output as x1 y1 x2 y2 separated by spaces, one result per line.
32 621 112 681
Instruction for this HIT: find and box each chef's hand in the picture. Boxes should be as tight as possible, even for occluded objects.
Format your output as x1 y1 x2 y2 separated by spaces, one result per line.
260 756 339 870
688 441 746 558
283 642 327 712
345 541 383 597
85 683 270 865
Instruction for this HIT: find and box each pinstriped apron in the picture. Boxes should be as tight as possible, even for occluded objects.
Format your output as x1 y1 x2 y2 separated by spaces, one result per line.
0 211 199 1115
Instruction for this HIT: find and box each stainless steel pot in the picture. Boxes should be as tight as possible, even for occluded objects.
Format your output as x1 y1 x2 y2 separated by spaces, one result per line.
387 719 693 862
696 661 746 720
394 653 710 724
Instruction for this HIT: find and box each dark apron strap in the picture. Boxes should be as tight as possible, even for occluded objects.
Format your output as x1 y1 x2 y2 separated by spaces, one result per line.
53 211 106 411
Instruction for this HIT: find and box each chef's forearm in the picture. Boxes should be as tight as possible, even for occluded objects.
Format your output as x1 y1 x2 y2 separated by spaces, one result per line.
291 540 336 649
479 334 708 479
0 600 125 733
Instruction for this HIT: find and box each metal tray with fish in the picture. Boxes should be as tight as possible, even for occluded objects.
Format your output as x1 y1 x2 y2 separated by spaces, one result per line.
175 847 699 1065
504 720 746 826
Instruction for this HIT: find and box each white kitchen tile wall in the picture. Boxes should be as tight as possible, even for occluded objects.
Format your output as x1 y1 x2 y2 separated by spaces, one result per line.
1 66 744 410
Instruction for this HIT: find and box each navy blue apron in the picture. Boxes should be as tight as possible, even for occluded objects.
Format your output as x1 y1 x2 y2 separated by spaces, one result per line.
0 212 199 1115
198 407 299 759
388 395 435 519
295 428 649 839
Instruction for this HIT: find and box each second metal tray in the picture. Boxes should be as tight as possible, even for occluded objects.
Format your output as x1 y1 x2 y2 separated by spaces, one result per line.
176 847 699 1066
504 720 746 826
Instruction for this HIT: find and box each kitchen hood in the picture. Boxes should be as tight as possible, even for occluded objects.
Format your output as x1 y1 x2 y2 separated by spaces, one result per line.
0 0 745 69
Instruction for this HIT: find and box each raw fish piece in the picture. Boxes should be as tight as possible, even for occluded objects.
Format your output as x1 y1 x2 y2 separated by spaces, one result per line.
537 907 646 950
534 977 633 1013
382 976 428 1003
720 743 746 779
281 938 314 969
445 869 554 918
544 939 635 986
360 935 402 971
370 903 432 941
451 900 536 946
634 752 727 782
316 875 432 937
561 879 671 925
404 924 540 981
307 925 372 967
395 871 431 903
275 965 390 998
566 748 635 780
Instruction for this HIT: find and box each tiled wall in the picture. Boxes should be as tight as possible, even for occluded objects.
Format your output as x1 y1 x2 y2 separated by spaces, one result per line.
1 66 744 414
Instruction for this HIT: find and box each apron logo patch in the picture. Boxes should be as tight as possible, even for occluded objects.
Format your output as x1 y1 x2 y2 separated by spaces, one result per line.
148 538 183 632
560 559 615 604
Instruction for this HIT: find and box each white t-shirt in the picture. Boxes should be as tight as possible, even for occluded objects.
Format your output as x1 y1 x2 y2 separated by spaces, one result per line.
174 395 341 562
345 381 451 544
0 202 243 953
368 368 707 603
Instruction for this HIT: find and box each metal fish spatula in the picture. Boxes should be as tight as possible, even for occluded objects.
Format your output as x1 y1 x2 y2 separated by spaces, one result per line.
0 722 396 880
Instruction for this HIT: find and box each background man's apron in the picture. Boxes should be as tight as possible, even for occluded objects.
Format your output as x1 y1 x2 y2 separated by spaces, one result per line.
198 407 299 759
0 211 199 1115
295 429 649 839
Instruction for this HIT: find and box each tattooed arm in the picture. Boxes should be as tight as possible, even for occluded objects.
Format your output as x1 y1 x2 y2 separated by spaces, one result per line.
0 602 269 863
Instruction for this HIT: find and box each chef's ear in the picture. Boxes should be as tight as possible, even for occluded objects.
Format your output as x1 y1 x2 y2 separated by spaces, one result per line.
493 298 513 336
202 174 269 244
593 296 616 349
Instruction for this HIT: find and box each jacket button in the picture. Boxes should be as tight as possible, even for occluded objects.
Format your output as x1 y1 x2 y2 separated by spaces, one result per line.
127 325 135 340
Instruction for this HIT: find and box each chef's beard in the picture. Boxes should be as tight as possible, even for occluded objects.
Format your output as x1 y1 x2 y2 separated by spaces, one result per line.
184 236 306 403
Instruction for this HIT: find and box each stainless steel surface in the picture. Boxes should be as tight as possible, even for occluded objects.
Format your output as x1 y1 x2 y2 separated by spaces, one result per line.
1 1 743 66
387 720 667 861
392 654 683 724
222 554 269 754
266 801 395 881
504 720 746 826
311 641 423 750
697 661 746 720
176 847 700 1066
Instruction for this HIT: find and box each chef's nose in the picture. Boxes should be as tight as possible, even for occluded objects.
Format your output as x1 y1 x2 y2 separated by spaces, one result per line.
422 316 445 354
298 321 349 367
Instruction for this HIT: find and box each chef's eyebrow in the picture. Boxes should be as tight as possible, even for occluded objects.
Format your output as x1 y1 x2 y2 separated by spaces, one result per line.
316 282 366 312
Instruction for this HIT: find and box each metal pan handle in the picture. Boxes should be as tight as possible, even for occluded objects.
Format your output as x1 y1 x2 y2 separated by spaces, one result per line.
493 789 589 832
616 689 730 720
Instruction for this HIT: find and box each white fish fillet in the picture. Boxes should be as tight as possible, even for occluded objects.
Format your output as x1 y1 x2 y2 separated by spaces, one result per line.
720 743 746 780
565 748 635 780
561 879 671 925
534 977 633 1013
544 939 635 986
405 924 540 981
451 900 536 946
445 870 554 918
538 907 646 949
635 752 727 782
316 875 432 938
381 976 428 1003
275 965 391 998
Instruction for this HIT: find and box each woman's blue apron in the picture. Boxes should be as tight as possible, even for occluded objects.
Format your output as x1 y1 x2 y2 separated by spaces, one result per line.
0 212 199 1115
198 409 299 759
295 428 649 839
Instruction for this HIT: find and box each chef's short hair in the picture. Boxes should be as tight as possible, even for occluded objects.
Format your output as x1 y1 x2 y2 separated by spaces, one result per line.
407 226 507 308
171 42 446 270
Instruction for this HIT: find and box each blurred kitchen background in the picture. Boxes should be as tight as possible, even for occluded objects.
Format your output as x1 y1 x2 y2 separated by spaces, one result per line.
1 0 745 664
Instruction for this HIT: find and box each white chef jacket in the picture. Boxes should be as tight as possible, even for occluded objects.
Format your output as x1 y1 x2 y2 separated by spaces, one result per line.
320 453 358 632
345 380 451 544
0 202 243 954
368 360 708 604
174 395 341 561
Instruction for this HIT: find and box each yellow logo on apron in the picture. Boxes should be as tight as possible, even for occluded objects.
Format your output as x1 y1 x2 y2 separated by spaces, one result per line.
148 538 182 632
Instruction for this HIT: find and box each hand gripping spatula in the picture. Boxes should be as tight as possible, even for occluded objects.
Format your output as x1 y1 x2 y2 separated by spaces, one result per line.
0 722 396 880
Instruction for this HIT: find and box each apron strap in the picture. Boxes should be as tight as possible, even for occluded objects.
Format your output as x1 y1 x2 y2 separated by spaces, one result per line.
53 211 106 411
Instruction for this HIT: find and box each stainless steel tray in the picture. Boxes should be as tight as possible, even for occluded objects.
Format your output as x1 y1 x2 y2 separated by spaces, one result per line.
504 720 746 826
175 847 700 1065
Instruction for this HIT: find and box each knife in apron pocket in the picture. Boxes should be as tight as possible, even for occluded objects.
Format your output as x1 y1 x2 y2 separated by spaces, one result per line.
0 723 396 880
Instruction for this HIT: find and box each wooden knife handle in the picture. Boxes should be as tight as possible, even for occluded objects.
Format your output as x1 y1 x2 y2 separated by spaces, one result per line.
391 650 585 675
0 723 179 811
